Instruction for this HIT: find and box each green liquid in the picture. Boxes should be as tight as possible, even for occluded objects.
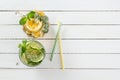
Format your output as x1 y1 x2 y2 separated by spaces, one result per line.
19 40 46 67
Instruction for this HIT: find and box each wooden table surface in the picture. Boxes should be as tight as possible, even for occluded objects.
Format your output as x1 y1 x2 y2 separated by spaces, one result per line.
0 0 120 80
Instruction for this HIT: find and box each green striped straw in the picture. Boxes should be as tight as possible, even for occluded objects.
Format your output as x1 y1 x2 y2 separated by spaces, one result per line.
50 21 62 61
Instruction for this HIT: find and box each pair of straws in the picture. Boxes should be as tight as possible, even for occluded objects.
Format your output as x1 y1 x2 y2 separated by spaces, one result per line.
50 21 64 70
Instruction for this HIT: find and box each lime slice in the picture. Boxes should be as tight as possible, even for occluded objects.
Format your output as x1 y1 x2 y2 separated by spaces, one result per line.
25 49 44 62
20 53 28 64
27 41 43 49
25 41 45 62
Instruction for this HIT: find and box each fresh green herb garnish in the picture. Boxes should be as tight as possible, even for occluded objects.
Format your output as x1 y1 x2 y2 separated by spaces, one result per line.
19 17 27 25
41 16 48 22
42 23 49 33
27 11 35 19
19 11 36 25
18 39 27 56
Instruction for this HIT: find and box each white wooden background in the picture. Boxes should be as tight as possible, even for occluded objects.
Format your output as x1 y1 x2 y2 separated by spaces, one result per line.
0 0 120 80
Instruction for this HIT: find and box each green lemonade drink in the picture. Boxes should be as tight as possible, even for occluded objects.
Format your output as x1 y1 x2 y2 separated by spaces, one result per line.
19 40 46 67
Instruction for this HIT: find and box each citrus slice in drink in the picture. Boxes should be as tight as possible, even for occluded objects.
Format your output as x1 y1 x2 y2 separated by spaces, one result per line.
25 19 42 32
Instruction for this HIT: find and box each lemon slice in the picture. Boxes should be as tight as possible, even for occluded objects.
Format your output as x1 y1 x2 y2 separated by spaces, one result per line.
25 19 42 32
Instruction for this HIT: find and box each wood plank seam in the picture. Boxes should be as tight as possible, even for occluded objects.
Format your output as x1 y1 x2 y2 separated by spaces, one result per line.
0 68 120 70
1 10 120 12
1 38 120 40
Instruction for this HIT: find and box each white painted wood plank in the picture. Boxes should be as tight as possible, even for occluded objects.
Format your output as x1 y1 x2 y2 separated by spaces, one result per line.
0 40 120 54
0 12 120 24
0 54 120 68
1 25 120 39
0 0 120 10
0 69 120 80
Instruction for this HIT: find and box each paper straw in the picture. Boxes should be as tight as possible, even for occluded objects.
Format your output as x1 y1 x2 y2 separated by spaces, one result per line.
58 34 64 70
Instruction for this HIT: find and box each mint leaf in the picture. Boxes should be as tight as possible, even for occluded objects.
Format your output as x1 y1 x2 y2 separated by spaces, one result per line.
19 39 27 56
19 17 27 25
42 27 48 33
22 39 27 44
41 16 48 22
34 13 41 20
27 11 35 19
22 39 27 53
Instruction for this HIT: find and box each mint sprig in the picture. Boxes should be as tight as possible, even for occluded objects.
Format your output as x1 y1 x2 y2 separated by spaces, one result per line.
19 17 27 25
19 11 35 25
27 11 35 20
18 39 27 56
